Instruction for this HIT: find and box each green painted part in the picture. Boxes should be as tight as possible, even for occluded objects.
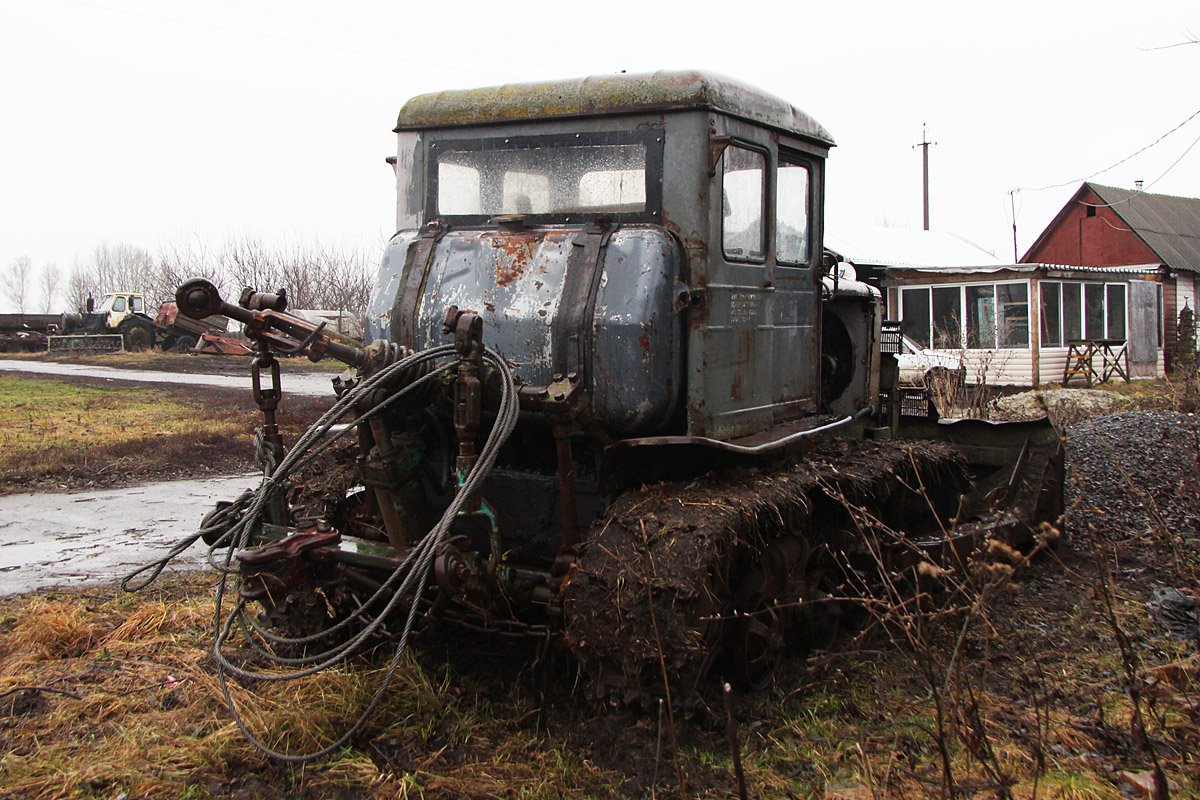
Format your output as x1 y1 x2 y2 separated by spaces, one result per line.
395 69 834 145
260 524 409 570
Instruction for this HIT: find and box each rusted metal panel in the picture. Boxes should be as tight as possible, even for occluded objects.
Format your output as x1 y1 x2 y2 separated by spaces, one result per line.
371 224 683 437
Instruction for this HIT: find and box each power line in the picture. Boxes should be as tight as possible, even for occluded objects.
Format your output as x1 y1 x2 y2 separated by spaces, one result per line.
1074 128 1200 210
1015 105 1200 194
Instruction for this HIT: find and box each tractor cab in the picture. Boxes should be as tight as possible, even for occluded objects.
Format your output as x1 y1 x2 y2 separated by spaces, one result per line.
367 70 880 447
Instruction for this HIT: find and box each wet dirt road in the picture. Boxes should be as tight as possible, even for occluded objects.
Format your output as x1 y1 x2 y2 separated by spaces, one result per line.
0 358 337 397
0 474 261 596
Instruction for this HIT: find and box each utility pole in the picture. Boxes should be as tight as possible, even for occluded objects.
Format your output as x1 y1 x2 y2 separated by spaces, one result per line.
1010 190 1019 262
913 124 936 230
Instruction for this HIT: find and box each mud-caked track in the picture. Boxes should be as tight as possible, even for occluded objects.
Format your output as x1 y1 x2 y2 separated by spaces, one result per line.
561 438 972 704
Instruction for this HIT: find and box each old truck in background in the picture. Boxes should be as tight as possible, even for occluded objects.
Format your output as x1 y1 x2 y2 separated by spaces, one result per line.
52 291 232 353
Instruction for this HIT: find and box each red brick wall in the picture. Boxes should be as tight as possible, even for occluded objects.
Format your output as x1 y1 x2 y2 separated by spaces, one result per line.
1024 187 1159 266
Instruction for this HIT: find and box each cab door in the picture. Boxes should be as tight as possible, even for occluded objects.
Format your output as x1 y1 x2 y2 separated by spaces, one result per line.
686 121 822 440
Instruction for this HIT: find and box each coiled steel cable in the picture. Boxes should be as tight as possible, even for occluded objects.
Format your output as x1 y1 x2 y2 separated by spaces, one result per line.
209 344 520 761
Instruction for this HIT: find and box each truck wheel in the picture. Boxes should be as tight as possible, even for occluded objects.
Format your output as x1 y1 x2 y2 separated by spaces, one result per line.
122 322 154 352
171 335 198 353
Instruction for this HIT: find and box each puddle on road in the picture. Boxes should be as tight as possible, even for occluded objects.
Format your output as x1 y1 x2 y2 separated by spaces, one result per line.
0 474 262 596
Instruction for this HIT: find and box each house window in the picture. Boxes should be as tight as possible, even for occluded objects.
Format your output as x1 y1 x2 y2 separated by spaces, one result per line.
1063 283 1083 341
901 287 931 347
722 145 766 262
1041 281 1131 344
1041 282 1062 347
965 285 995 349
1085 284 1105 339
899 281 1030 350
1106 284 1126 341
997 283 1029 347
931 286 961 348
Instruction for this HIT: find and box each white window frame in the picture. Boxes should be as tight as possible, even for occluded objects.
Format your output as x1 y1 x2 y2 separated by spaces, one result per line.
899 279 1031 350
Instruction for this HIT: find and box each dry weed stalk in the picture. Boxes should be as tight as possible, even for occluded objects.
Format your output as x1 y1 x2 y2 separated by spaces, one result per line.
820 451 1056 800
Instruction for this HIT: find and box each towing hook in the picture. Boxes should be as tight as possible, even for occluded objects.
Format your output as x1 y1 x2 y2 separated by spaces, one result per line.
176 278 225 320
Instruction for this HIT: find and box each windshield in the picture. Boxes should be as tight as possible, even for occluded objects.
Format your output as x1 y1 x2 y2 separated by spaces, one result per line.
430 132 662 224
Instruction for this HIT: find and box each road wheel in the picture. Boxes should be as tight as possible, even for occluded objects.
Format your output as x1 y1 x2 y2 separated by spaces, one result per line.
121 322 154 352
171 335 198 353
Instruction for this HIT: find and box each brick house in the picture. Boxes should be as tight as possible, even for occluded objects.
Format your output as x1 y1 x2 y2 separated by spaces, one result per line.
1022 182 1200 370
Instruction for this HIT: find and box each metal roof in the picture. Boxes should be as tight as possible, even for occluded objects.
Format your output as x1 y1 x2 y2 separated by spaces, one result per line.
1036 262 1164 275
394 70 834 145
1087 183 1200 274
823 224 1005 269
884 263 1163 277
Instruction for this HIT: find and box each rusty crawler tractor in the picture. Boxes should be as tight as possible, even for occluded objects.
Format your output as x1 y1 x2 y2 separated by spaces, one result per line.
160 71 1061 758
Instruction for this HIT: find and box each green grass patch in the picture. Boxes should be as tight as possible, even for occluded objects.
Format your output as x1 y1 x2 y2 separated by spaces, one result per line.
0 376 250 488
0 373 334 493
0 375 242 454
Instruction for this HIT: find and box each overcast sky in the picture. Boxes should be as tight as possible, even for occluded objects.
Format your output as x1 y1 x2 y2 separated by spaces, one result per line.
1 0 1197 312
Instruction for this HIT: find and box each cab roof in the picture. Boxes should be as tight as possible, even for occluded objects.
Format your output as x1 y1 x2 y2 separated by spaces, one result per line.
395 70 834 146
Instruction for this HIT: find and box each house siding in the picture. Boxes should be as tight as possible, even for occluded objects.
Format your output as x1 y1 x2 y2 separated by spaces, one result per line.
1178 272 1196 318
1038 346 1164 385
962 349 1033 387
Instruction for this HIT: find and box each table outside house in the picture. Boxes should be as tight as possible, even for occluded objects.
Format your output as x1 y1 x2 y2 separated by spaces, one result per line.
1063 339 1129 386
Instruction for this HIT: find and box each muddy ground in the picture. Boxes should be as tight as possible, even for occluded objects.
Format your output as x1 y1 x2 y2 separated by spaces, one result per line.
1 361 1199 798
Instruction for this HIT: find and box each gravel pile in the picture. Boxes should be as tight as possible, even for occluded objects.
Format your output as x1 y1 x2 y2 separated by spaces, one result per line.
1065 410 1200 541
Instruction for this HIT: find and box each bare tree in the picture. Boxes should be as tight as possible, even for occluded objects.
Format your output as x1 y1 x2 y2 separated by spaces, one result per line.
66 242 158 311
212 235 376 323
2 255 34 313
152 236 222 312
53 234 378 322
39 263 61 313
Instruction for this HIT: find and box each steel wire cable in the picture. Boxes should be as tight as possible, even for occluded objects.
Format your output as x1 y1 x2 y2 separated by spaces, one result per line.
211 345 520 761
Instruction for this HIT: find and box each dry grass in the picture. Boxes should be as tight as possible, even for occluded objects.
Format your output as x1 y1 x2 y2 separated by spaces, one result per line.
3 349 348 374
0 576 618 800
4 540 1196 799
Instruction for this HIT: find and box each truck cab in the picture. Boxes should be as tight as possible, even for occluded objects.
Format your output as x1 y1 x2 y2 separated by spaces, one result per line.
93 292 146 331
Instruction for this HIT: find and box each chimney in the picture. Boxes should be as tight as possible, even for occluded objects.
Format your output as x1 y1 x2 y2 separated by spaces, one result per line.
1135 180 1144 191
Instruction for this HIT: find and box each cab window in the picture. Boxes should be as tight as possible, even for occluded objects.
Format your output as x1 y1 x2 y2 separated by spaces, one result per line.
776 159 810 265
431 131 661 224
722 145 766 262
